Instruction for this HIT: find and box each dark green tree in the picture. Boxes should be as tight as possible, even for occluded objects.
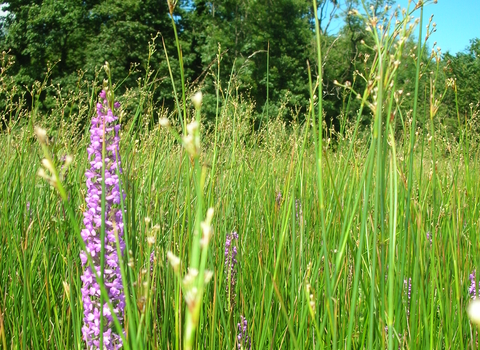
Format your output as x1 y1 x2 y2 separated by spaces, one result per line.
444 38 480 116
0 0 180 120
1 0 92 87
185 0 317 120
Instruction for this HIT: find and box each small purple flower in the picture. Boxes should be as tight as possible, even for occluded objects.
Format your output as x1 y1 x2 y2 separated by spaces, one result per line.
295 199 306 225
225 231 239 312
275 192 282 206
80 90 125 349
404 277 412 318
404 278 412 300
295 199 302 221
150 250 155 273
470 271 479 299
426 231 432 245
237 316 251 350
26 201 32 221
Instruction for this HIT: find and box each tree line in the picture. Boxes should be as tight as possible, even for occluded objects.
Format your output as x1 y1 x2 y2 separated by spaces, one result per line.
0 0 478 133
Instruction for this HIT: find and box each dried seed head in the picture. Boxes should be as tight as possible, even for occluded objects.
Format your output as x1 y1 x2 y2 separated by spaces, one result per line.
34 126 48 144
64 155 73 168
37 168 48 179
104 61 110 74
468 300 480 325
191 91 203 109
147 235 155 245
159 118 170 127
167 251 181 272
62 281 70 302
186 120 199 135
183 268 199 287
204 270 213 284
42 158 55 175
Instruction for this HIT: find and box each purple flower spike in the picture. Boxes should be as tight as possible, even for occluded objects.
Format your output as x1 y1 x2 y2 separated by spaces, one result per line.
237 316 251 350
81 90 125 349
404 277 412 318
275 192 282 206
295 199 305 224
426 231 432 245
404 278 412 300
470 271 480 299
225 231 239 312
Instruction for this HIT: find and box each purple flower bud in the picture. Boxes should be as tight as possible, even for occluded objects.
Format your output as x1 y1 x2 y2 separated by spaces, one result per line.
80 90 125 349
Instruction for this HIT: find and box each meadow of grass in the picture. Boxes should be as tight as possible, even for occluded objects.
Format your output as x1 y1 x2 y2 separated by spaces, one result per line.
1 1 480 349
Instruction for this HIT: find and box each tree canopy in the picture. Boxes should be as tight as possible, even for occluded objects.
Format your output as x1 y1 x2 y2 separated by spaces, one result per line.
0 0 478 132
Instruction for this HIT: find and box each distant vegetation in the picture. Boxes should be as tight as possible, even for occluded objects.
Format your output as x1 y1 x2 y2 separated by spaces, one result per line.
0 0 478 132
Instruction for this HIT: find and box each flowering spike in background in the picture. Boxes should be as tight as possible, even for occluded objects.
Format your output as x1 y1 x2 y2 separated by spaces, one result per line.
237 315 251 350
225 231 239 312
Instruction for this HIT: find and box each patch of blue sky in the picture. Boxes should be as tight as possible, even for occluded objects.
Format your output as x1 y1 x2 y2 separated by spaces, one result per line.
321 1 479 55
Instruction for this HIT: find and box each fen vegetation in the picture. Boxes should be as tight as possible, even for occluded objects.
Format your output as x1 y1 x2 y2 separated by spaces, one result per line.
1 1 480 349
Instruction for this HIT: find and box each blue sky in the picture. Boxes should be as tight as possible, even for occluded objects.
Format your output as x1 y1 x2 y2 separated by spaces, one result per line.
397 0 480 54
325 0 479 55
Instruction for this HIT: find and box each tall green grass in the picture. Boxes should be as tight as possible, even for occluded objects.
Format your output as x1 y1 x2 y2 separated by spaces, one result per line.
1 1 480 349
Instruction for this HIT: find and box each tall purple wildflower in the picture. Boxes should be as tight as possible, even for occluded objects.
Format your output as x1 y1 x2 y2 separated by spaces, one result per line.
225 231 239 312
237 316 251 350
80 90 126 349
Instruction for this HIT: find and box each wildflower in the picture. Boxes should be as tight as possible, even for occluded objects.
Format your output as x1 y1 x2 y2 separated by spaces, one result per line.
426 231 432 245
275 192 282 207
404 277 412 318
150 250 155 273
26 201 32 221
470 271 479 299
404 278 412 300
80 90 125 349
295 199 303 222
295 199 300 218
237 316 251 350
225 231 239 312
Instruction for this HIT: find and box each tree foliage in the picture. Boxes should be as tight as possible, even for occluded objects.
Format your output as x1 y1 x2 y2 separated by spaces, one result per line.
0 0 478 134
